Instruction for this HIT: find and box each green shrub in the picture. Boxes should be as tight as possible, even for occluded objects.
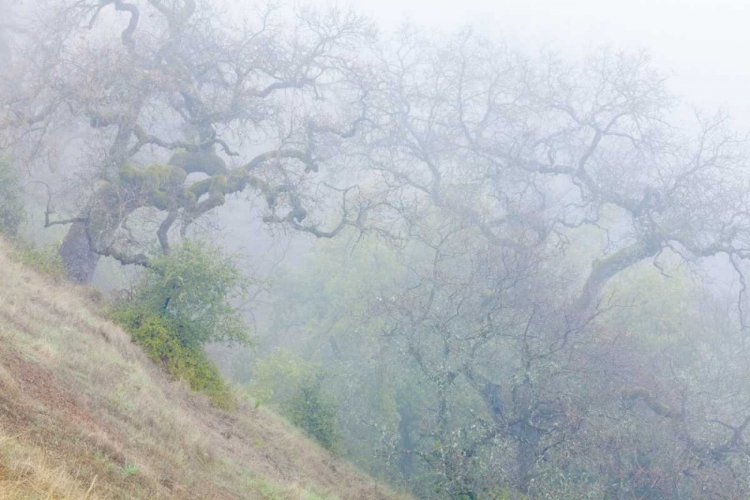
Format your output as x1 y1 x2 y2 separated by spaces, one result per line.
112 308 235 410
11 240 66 281
286 376 341 452
110 240 252 411
133 240 253 347
0 157 24 236
246 350 341 451
247 348 316 405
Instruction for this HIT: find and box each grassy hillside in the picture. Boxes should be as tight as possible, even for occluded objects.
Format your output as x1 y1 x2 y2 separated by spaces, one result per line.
0 240 406 500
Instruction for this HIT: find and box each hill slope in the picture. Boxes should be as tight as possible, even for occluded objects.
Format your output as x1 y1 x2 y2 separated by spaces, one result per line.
0 240 405 500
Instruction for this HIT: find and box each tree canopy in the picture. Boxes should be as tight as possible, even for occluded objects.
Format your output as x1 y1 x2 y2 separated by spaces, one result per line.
2 0 375 281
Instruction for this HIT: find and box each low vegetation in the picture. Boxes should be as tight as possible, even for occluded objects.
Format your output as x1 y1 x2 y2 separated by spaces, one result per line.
111 308 236 410
0 157 23 236
285 377 342 454
0 238 407 500
248 351 342 452
111 240 252 410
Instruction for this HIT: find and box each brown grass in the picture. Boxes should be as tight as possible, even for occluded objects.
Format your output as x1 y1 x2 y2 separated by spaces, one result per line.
0 239 409 500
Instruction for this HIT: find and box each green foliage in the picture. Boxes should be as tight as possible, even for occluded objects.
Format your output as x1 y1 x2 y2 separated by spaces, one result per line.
286 376 342 453
109 240 252 410
11 240 66 281
247 349 341 452
133 239 253 347
112 307 235 410
0 157 24 236
117 163 190 210
121 463 139 478
600 254 699 346
247 348 317 405
253 235 427 480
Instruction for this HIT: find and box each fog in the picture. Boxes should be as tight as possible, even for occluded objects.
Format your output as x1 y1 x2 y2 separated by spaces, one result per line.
352 0 750 118
4 0 750 498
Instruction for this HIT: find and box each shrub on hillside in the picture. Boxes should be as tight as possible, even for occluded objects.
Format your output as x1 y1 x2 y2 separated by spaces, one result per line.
112 240 253 410
247 348 316 405
132 240 253 347
286 376 342 453
113 308 235 410
247 350 342 451
0 157 24 236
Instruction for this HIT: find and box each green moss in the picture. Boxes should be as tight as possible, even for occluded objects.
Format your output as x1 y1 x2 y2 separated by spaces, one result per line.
168 165 188 185
119 164 187 190
149 190 169 210
167 149 190 168
115 164 192 211
178 189 197 208
144 164 186 188
118 164 140 183
213 175 227 190
188 177 213 198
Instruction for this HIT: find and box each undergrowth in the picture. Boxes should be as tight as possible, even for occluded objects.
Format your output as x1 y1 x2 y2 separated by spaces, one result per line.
108 241 255 411
111 307 236 410
286 377 342 453
7 239 67 281
0 157 23 236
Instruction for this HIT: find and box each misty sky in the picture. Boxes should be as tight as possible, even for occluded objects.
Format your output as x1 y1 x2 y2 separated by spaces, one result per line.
314 0 750 126
214 0 750 283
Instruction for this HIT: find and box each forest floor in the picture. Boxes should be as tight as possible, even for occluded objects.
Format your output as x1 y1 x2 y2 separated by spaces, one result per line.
0 239 408 500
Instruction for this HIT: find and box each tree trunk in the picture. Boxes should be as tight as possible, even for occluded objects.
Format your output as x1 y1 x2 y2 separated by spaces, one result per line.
59 219 102 283
58 183 142 283
516 428 541 496
397 402 417 478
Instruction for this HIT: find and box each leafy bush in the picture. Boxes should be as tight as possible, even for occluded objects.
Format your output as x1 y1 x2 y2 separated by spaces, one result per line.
132 240 253 347
247 349 342 451
247 348 316 405
112 307 235 410
111 240 253 410
0 157 24 236
286 376 342 452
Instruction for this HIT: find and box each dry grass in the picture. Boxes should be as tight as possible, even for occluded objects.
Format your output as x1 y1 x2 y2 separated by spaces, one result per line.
0 239 409 500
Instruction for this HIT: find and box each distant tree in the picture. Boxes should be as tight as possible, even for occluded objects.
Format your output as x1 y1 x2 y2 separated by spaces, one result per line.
365 29 750 321
359 27 750 493
261 28 750 498
2 0 374 282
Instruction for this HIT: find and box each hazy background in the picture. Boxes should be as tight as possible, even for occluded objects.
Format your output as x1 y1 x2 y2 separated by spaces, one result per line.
318 0 750 123
214 0 750 288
